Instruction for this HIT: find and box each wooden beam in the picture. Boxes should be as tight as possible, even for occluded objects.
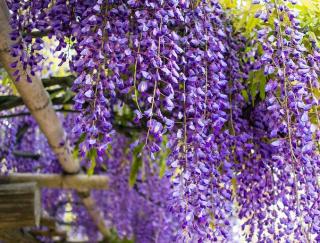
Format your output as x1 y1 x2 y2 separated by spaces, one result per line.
0 173 109 190
40 216 56 229
29 229 67 238
0 183 40 229
0 229 38 243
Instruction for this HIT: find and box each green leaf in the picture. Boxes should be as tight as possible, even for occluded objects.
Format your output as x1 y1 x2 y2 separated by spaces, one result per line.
241 89 249 103
1 73 18 94
63 88 74 103
159 157 167 178
308 31 320 47
49 89 64 99
246 69 266 105
222 0 237 8
250 81 258 106
105 144 112 157
312 88 320 99
134 88 139 99
72 147 79 160
231 177 237 198
259 73 266 100
129 143 144 187
105 228 134 243
87 148 97 176
76 133 87 146
87 161 96 176
1 74 10 86
159 136 170 178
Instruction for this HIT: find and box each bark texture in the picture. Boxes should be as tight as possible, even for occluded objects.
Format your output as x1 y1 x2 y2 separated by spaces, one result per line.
0 229 38 243
0 182 40 229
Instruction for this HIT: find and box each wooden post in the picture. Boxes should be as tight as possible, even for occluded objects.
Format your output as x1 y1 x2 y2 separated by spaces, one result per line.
0 182 41 229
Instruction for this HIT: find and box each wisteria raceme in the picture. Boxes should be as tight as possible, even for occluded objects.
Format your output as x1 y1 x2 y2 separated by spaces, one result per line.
235 0 320 242
167 1 239 241
0 0 319 242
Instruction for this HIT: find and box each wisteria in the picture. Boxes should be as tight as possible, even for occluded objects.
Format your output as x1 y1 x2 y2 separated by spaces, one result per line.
235 1 320 241
0 0 319 242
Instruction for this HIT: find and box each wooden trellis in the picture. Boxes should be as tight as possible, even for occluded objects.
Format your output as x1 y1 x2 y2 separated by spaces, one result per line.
0 176 110 242
0 182 40 229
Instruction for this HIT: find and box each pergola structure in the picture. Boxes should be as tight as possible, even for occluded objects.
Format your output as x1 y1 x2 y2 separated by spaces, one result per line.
0 1 113 241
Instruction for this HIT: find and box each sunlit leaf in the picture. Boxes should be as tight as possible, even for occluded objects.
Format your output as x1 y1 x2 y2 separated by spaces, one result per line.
129 143 144 187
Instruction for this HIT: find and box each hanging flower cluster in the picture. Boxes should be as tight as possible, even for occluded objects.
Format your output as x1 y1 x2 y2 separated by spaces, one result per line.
235 1 320 241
